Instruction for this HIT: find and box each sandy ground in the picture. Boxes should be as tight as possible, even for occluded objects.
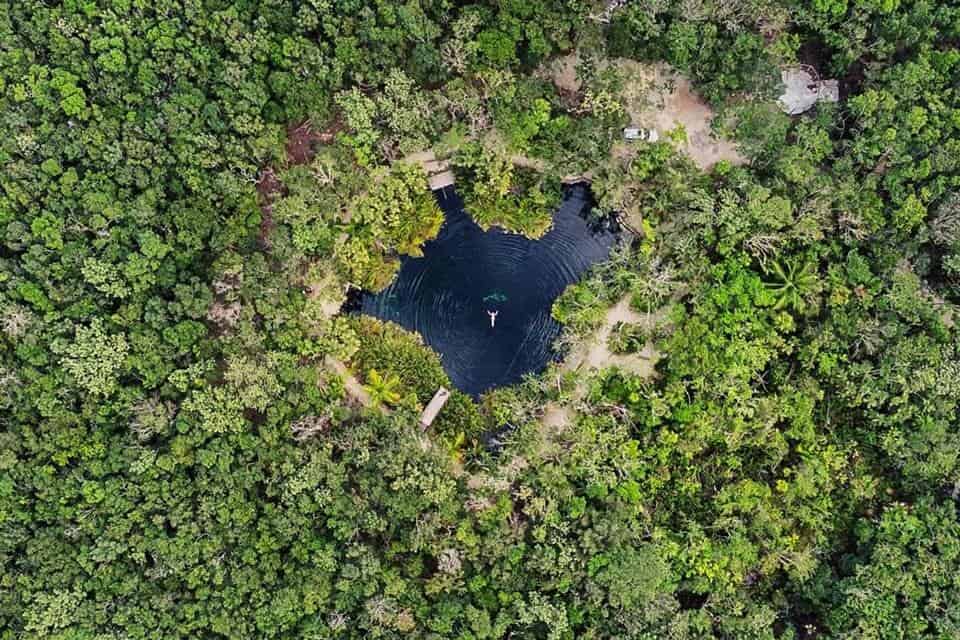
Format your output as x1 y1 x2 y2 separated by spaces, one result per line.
312 294 344 319
542 55 744 171
644 72 745 170
301 261 346 320
614 59 744 170
540 402 575 432
541 296 663 432
563 296 660 376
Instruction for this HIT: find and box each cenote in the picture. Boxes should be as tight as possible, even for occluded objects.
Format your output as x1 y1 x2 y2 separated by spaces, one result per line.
360 184 619 397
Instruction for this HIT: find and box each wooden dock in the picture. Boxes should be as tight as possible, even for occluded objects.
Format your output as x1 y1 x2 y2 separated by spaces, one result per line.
420 387 451 430
403 150 455 191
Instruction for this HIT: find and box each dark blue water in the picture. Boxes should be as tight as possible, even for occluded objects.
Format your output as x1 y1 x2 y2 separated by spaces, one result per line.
361 185 618 396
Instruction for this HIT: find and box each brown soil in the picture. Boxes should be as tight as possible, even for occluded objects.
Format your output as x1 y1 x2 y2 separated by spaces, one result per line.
563 296 660 377
544 51 582 95
632 64 745 170
536 52 585 113
255 167 284 249
285 118 343 166
255 117 342 247
287 120 344 165
541 55 744 171
285 121 323 165
540 402 575 435
256 166 284 200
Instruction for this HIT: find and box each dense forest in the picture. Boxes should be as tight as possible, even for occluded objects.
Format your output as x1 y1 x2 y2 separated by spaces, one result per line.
2 0 960 638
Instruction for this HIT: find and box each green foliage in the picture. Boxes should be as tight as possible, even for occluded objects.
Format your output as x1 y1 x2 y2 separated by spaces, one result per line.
335 89 381 165
349 316 482 438
763 256 822 314
453 141 559 238
337 70 439 163
56 320 129 397
817 500 960 638
4 0 960 637
364 368 402 407
607 321 649 354
552 274 614 335
353 163 444 260
611 4 783 103
275 154 442 290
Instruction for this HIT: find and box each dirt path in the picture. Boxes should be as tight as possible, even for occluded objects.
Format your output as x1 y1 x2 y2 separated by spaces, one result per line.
510 154 546 171
510 154 589 184
324 356 374 408
303 266 346 320
540 402 575 434
254 167 283 250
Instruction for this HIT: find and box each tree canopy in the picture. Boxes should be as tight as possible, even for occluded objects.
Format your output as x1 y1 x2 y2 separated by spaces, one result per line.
3 0 960 638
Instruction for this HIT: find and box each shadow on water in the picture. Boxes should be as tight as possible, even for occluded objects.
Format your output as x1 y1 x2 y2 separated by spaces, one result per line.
360 184 618 397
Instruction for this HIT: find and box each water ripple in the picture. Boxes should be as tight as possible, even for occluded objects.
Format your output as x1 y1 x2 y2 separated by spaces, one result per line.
361 185 618 396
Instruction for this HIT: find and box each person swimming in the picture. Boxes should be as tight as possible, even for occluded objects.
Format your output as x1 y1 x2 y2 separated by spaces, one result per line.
487 310 498 328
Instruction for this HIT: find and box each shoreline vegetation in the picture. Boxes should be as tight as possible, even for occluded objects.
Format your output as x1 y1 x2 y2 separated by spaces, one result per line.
3 1 960 638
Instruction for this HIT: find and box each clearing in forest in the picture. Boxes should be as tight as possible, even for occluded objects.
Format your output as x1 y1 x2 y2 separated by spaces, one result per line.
541 54 745 170
562 296 660 378
541 296 663 432
627 63 745 170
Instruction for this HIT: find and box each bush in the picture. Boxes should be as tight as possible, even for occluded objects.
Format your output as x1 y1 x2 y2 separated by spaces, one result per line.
348 316 482 437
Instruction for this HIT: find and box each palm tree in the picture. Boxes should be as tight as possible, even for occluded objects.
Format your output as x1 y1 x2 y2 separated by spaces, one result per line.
364 368 402 407
764 257 820 313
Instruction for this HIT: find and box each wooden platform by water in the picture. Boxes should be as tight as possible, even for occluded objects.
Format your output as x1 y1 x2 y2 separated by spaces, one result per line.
420 387 451 430
404 150 455 191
